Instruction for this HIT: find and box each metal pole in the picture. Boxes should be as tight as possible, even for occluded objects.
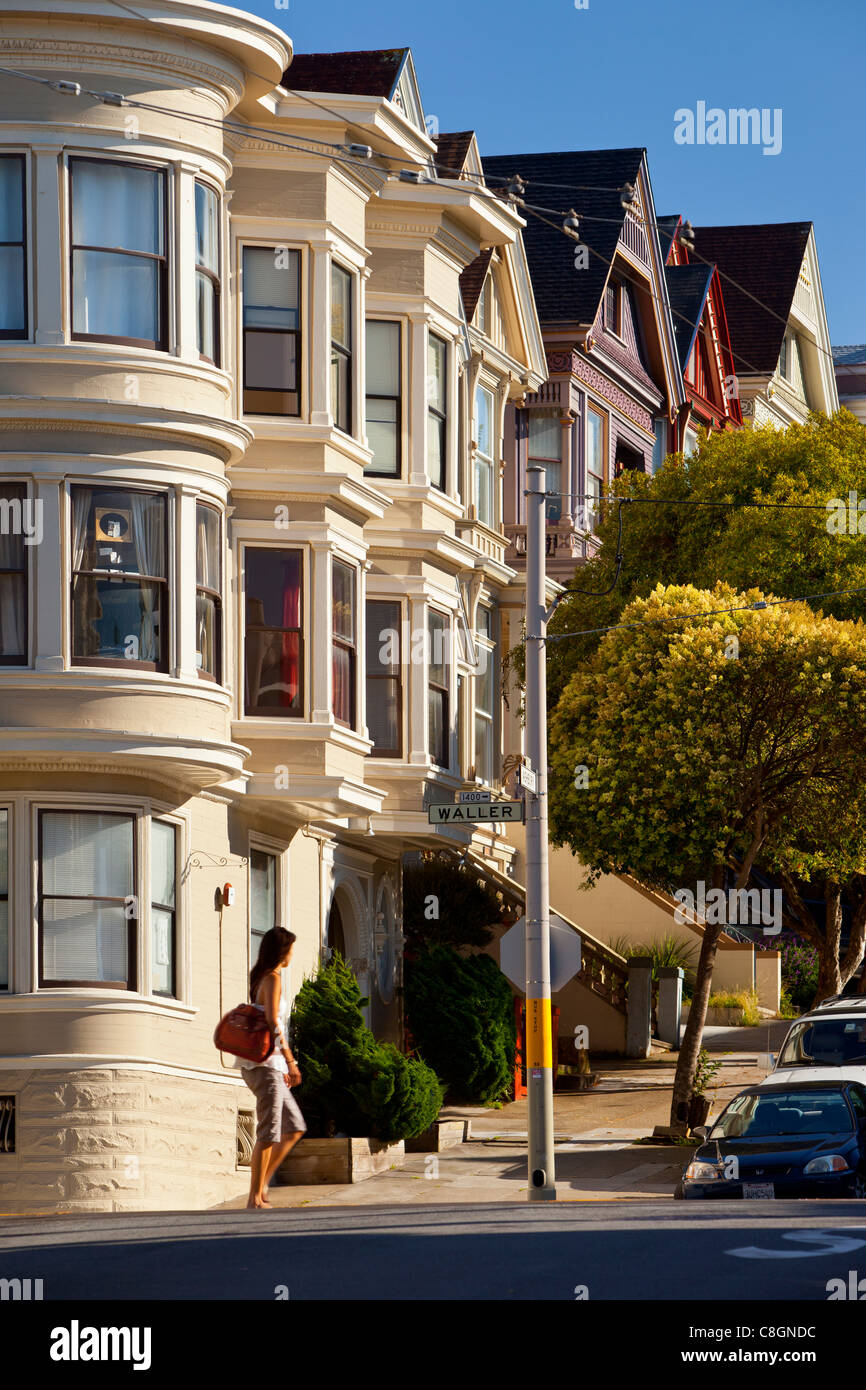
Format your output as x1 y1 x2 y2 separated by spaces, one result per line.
525 466 556 1201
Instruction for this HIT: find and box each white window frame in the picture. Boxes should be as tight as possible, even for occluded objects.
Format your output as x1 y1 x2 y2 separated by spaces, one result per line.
474 381 497 529
239 240 304 420
240 540 308 721
0 150 30 343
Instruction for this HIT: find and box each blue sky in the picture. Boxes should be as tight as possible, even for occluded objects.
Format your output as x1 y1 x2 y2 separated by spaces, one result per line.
237 0 864 344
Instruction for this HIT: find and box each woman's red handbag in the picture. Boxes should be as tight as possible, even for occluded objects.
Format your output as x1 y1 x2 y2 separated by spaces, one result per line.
214 1004 276 1064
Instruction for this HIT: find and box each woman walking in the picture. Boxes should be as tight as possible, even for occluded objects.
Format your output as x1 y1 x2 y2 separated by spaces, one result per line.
239 926 306 1209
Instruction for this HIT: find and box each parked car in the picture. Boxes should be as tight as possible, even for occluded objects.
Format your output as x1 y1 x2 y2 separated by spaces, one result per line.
767 998 866 1087
675 1080 866 1199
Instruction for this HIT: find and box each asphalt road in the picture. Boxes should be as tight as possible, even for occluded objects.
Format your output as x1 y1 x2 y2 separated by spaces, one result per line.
3 1202 866 1300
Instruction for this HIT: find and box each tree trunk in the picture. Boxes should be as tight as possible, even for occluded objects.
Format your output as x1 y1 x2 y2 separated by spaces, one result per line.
812 882 842 1006
668 866 725 1135
841 880 866 991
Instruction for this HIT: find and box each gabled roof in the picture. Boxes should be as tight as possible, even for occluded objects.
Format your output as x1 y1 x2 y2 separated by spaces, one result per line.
664 263 714 372
694 222 812 375
435 131 476 180
834 344 866 365
482 148 645 324
283 47 410 96
656 214 681 264
460 247 494 321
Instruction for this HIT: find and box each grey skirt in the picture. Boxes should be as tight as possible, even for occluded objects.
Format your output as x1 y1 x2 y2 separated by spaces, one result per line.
242 1066 307 1145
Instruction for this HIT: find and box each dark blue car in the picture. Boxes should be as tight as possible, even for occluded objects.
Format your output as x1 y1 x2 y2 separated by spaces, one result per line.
676 1080 866 1200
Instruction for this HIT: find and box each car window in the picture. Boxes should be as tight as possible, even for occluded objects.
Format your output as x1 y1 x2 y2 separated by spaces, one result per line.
710 1090 854 1138
778 1018 866 1067
848 1087 866 1120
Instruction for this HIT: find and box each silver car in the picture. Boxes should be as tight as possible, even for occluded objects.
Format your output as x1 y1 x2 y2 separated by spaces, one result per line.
766 999 866 1088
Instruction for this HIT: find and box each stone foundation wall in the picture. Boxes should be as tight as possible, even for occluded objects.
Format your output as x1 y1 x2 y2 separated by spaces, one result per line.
0 1067 252 1213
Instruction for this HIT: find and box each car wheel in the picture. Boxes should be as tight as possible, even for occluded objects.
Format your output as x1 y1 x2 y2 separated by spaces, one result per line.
852 1173 866 1199
674 1180 685 1200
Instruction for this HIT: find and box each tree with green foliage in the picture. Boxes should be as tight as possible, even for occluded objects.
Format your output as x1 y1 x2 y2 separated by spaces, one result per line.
548 582 866 1132
291 953 443 1142
402 857 509 954
403 944 517 1105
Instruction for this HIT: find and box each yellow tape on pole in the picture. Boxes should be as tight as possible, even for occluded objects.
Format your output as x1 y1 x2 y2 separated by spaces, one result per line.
526 997 553 1069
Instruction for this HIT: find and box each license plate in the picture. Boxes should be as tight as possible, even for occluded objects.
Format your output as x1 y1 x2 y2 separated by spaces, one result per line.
742 1182 774 1198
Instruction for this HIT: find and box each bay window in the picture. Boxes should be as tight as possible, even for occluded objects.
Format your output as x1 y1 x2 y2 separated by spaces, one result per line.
38 811 136 988
195 181 220 366
244 548 303 716
528 415 563 523
151 819 177 997
586 406 606 531
242 246 300 416
330 263 353 434
365 320 401 475
428 609 450 768
474 608 496 784
250 847 277 962
0 155 26 339
70 158 167 348
195 503 221 682
0 483 27 664
474 384 496 527
71 486 167 670
332 559 357 728
427 333 447 490
366 599 401 757
0 809 7 990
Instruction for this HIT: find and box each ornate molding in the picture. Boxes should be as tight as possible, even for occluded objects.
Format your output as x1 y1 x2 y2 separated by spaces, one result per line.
0 38 241 99
570 357 653 432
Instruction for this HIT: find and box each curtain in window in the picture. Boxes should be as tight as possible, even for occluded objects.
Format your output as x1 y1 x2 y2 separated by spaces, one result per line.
129 493 164 662
0 526 23 659
0 809 7 990
41 812 133 982
332 645 352 724
71 490 102 658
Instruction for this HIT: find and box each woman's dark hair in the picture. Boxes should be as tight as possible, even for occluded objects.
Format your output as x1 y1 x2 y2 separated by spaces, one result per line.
250 926 297 999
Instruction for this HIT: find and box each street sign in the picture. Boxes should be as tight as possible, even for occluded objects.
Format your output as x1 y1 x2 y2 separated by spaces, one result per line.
499 913 582 993
427 800 525 825
517 764 537 792
458 789 492 803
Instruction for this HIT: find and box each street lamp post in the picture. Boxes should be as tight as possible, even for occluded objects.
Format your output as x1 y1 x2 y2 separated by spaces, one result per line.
524 465 556 1201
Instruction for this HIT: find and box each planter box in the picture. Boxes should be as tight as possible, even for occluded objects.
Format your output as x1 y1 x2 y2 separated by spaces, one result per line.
275 1137 405 1185
405 1120 469 1153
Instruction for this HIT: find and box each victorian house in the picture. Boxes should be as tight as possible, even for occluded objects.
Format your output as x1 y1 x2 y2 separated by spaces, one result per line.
693 223 838 427
0 5 548 1213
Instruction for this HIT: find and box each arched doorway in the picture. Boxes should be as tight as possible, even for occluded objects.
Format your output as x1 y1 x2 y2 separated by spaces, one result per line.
327 898 347 959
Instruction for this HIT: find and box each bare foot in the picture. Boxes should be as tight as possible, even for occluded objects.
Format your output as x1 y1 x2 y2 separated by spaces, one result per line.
246 1198 267 1209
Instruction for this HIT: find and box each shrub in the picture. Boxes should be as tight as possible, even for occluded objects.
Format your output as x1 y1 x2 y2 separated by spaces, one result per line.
609 932 698 999
780 937 820 1012
707 988 760 1024
403 945 517 1106
291 954 443 1142
402 858 507 954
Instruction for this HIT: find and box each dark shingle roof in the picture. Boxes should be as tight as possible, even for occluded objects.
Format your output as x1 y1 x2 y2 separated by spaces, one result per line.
834 344 866 365
694 223 812 374
664 263 714 371
460 248 494 322
482 148 645 325
283 48 408 97
656 214 681 264
435 131 475 180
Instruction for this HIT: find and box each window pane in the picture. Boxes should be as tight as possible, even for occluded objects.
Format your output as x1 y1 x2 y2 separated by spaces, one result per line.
332 561 355 642
428 688 447 766
196 505 219 590
476 385 494 459
332 643 354 725
366 400 399 474
366 601 400 674
243 247 299 328
246 549 301 630
428 610 448 685
0 247 25 333
0 808 7 990
151 820 176 908
427 334 446 411
587 409 604 474
42 812 133 898
72 250 161 341
331 263 351 348
0 575 25 659
42 899 128 983
73 488 166 578
195 183 219 273
72 577 162 662
0 158 23 241
475 457 493 526
196 272 217 361
476 651 494 716
474 712 493 783
366 320 399 395
331 348 350 432
368 679 399 752
0 901 6 991
544 461 562 522
246 630 301 711
151 906 173 994
250 849 276 936
427 413 444 490
528 414 561 460
71 161 164 255
0 809 7 897
245 329 297 391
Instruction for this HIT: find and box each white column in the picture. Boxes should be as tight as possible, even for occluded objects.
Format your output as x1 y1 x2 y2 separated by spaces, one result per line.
32 478 63 672
33 147 64 346
176 162 198 362
408 313 430 487
310 544 332 723
408 595 427 764
174 485 199 680
309 242 332 427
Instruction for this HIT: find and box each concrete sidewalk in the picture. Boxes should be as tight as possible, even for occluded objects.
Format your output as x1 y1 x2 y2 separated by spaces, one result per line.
215 1037 781 1210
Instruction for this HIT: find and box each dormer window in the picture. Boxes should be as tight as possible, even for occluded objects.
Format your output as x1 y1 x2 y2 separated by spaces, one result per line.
605 281 621 335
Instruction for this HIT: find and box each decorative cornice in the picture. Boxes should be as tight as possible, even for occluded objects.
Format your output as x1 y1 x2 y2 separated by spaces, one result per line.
0 37 242 102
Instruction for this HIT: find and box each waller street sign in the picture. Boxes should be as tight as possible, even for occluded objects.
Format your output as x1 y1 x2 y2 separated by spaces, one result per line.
427 800 525 825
